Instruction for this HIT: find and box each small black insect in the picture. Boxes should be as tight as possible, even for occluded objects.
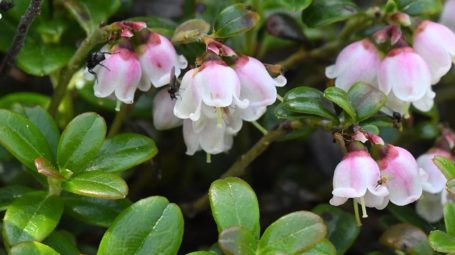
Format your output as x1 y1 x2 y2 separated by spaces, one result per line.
167 67 179 100
87 51 111 81
392 111 402 123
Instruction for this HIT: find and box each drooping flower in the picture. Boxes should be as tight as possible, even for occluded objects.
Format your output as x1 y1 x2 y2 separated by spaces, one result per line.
234 56 286 111
93 44 142 104
152 88 182 130
413 21 455 84
440 0 455 32
329 148 382 207
325 39 381 91
376 145 423 206
417 148 451 194
173 61 249 122
138 32 187 90
378 47 431 102
416 192 445 222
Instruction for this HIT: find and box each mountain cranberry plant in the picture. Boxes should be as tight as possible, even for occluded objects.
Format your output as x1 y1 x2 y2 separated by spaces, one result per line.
0 0 455 254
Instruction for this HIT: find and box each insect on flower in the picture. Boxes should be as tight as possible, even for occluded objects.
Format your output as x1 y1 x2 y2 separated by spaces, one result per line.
87 51 112 81
167 66 179 100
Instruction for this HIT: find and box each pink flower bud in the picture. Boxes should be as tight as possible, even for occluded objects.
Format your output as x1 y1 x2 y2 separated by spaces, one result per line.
326 39 381 91
152 89 182 130
329 150 381 206
377 145 423 206
139 32 187 89
413 20 455 84
234 56 286 108
440 0 455 32
378 47 431 102
390 12 411 27
93 44 142 104
417 149 452 194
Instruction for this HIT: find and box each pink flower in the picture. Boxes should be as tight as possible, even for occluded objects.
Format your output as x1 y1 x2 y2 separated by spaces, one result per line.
138 32 187 90
329 150 382 206
378 47 431 102
93 44 142 104
234 56 286 110
152 89 182 130
325 39 381 91
413 21 455 84
377 145 423 206
173 61 248 121
417 149 452 194
440 0 455 32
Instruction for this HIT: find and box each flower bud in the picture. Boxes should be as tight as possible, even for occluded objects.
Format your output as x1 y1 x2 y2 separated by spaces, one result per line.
413 20 455 84
326 39 381 91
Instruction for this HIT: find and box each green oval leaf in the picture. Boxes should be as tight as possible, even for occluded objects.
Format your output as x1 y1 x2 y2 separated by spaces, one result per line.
397 0 442 16
348 82 386 121
281 0 313 12
0 92 49 109
433 156 455 180
258 211 327 254
209 177 260 238
302 0 358 27
323 87 357 121
11 241 59 255
447 179 455 196
301 239 336 255
63 194 131 227
44 231 80 255
98 196 184 255
172 19 211 44
429 230 455 253
57 112 106 173
0 185 33 211
82 133 158 173
62 171 128 199
313 204 359 254
213 4 260 38
3 192 63 246
0 109 53 176
219 226 257 255
444 202 455 236
186 252 218 255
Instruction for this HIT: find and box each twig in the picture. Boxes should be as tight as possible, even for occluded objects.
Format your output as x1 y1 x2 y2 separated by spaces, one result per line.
0 0 42 75
47 26 110 116
182 120 302 217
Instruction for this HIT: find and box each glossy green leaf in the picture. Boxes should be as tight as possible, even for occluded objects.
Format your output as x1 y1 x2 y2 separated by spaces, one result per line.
302 0 358 27
213 4 260 38
258 211 327 254
98 196 184 255
0 92 50 109
323 87 357 121
3 192 63 246
63 0 120 33
380 224 432 255
444 202 455 236
448 179 455 196
429 230 455 253
62 171 128 199
301 239 337 255
10 241 59 255
281 0 312 11
433 156 455 179
82 133 158 173
0 109 53 174
172 19 211 44
0 185 33 211
44 231 80 255
186 252 218 255
313 204 359 254
63 194 131 227
348 82 387 121
397 0 442 16
24 106 60 161
58 112 106 173
283 87 337 122
219 226 257 255
209 177 260 237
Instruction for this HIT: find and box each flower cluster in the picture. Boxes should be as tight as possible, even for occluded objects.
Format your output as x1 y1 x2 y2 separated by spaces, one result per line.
326 17 455 116
90 22 187 104
330 130 423 217
153 41 286 155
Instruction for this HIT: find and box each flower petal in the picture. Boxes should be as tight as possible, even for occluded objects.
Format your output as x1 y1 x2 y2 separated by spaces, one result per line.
153 89 182 130
173 69 202 121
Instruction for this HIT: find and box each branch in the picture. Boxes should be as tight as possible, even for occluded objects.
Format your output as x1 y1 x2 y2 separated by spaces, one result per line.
0 0 42 75
181 120 302 217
